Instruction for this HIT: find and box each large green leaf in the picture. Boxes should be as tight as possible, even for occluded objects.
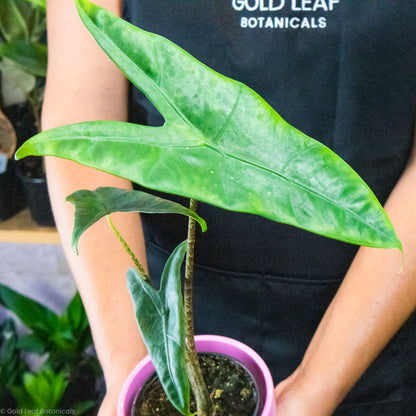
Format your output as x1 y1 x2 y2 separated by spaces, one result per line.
16 0 401 251
127 241 191 415
66 186 207 254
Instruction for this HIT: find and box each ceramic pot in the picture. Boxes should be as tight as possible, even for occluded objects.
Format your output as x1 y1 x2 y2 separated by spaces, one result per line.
118 334 276 416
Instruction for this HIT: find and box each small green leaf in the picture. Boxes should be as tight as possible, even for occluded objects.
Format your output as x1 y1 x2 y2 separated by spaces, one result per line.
127 241 191 415
62 292 89 334
16 333 47 354
66 187 206 254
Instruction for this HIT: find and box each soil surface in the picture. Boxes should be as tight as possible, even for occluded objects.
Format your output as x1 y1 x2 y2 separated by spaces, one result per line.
133 353 260 416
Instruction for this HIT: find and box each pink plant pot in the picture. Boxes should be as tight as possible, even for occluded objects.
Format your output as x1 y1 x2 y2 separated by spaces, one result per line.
118 334 276 416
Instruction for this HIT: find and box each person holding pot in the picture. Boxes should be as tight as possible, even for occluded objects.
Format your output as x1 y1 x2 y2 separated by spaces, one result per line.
42 0 416 415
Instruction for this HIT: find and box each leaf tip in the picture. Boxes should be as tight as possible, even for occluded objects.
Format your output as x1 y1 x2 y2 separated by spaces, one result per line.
199 218 207 233
72 242 80 256
14 146 25 161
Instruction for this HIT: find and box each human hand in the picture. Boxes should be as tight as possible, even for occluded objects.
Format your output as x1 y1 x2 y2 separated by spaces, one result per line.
97 363 139 416
274 368 337 416
274 369 309 416
98 389 118 416
98 379 129 416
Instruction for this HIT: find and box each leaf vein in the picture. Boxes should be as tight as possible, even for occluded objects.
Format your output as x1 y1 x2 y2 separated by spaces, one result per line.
212 84 242 144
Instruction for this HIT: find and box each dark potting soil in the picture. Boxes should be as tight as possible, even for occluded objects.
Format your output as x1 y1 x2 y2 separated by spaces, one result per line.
133 353 260 416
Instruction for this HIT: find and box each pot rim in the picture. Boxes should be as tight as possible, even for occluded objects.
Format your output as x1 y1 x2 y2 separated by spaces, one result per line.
118 334 276 416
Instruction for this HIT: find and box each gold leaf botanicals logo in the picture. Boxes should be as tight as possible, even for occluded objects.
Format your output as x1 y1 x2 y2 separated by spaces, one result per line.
231 0 342 29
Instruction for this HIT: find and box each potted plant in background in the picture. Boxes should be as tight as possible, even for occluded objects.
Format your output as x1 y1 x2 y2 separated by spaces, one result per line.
16 1 402 415
0 106 24 220
0 284 103 414
0 0 54 226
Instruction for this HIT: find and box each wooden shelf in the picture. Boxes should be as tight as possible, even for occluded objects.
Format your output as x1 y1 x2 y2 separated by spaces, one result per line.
0 208 60 244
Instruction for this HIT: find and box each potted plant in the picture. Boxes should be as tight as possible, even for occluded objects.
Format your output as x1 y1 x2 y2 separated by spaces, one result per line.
0 284 103 414
0 0 54 226
15 1 402 415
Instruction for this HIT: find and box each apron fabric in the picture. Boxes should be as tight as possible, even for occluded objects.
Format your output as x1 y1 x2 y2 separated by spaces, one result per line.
123 1 416 413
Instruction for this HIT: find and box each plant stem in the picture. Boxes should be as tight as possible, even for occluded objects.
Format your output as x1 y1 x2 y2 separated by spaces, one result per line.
184 199 215 416
106 215 150 284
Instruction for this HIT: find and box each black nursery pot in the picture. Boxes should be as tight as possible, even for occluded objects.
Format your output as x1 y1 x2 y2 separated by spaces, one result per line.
4 104 54 226
17 171 54 227
0 159 26 221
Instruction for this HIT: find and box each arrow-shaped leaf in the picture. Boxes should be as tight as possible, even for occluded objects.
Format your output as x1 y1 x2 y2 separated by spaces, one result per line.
66 186 206 253
127 241 191 415
16 0 401 251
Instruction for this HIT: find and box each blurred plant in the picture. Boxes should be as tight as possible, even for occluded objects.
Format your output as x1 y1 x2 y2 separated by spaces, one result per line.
0 284 102 414
0 318 28 406
10 364 68 413
0 0 47 131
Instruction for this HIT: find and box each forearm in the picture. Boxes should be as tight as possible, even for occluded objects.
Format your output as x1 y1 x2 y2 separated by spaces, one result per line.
43 0 148 386
276 151 416 414
46 160 148 384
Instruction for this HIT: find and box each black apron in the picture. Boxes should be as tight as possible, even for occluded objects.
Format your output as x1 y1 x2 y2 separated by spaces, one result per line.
123 1 416 413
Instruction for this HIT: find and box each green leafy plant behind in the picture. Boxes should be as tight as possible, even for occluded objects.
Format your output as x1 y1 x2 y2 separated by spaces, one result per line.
0 0 47 129
16 0 400 252
24 0 46 13
0 41 47 77
0 284 92 366
11 364 68 413
0 284 60 339
0 319 28 404
0 285 101 413
0 0 46 60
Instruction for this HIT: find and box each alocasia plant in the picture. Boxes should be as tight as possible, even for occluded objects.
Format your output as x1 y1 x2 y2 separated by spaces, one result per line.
15 0 401 415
